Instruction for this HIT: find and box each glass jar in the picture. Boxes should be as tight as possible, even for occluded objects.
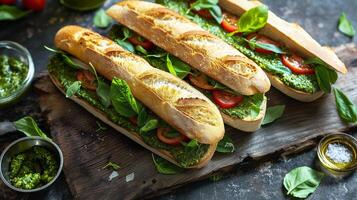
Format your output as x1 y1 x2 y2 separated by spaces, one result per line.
59 0 106 11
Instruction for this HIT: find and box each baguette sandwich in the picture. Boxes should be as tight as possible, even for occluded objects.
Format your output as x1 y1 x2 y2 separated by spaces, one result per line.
107 1 270 132
155 0 347 102
48 25 225 168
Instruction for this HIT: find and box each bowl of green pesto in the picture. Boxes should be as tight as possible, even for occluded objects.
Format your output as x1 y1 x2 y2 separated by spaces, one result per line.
0 137 63 192
0 41 35 108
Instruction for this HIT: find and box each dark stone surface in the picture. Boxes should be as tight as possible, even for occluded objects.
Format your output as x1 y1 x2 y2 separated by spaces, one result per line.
0 0 356 199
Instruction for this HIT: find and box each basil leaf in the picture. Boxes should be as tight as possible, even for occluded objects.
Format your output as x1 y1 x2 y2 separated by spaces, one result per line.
229 5 268 35
152 154 184 175
45 46 87 70
97 80 111 108
0 5 30 21
216 135 235 153
13 116 51 141
190 0 222 23
208 5 223 24
115 39 135 52
166 54 177 76
137 108 149 128
170 56 191 79
333 88 357 123
110 78 141 117
93 9 113 28
338 12 355 37
315 65 334 93
135 45 148 55
165 130 180 138
283 166 324 198
185 139 199 148
122 27 132 40
102 161 121 170
244 38 285 54
262 105 285 125
66 81 81 98
140 119 158 133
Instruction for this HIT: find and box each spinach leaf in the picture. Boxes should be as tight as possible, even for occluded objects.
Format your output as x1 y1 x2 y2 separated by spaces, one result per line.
115 39 135 52
110 78 141 117
244 37 285 54
229 5 268 35
216 135 235 153
338 12 355 37
152 154 184 175
283 166 324 198
13 116 51 141
93 9 113 28
333 88 357 123
190 0 223 24
66 81 81 98
140 119 158 133
102 161 121 170
0 5 30 21
262 105 285 125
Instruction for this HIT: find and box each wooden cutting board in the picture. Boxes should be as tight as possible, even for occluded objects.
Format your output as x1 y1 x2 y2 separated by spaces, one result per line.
34 44 357 200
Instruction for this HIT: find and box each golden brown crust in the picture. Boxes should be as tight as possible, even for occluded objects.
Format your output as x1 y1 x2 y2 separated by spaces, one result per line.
49 74 217 168
219 0 347 74
107 1 271 96
54 25 224 145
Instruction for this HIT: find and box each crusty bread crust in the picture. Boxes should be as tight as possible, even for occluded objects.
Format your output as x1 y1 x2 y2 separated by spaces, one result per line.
219 0 347 74
49 74 217 168
54 25 224 145
107 1 271 96
267 73 324 102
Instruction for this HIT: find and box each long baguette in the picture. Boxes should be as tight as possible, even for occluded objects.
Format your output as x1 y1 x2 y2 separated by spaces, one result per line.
219 0 347 74
107 1 271 96
53 26 225 167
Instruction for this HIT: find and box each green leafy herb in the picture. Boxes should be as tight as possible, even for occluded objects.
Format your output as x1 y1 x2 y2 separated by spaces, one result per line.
152 154 184 175
185 139 199 148
166 54 177 76
338 12 355 37
140 119 158 133
262 105 285 125
229 5 268 35
244 37 285 54
333 88 357 123
66 81 81 98
122 27 132 40
44 46 86 70
165 55 191 79
102 161 121 170
13 116 51 141
305 58 338 93
135 45 148 55
283 166 324 198
216 135 235 153
88 63 111 108
115 40 135 52
110 78 141 117
93 9 113 28
209 174 223 182
95 121 107 132
0 5 30 21
146 53 167 58
190 0 223 24
137 108 149 128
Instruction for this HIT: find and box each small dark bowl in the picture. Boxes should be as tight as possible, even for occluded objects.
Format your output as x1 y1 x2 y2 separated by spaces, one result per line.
0 137 63 192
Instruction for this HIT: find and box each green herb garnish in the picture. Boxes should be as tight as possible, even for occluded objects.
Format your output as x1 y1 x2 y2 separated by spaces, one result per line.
13 116 51 141
189 0 223 24
229 5 268 35
305 58 338 93
283 166 325 198
102 161 121 171
262 105 285 125
65 81 81 98
333 88 357 123
338 12 355 37
93 9 113 29
216 135 235 153
152 154 184 175
244 37 285 54
0 5 30 21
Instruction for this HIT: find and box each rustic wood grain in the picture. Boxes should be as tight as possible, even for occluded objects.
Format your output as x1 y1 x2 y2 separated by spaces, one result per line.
35 44 357 200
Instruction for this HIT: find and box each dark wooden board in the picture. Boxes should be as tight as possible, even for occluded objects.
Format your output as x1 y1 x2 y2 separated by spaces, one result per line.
34 44 357 200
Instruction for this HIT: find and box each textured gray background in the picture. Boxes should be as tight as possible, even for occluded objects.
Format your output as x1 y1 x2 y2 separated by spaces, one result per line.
0 0 356 199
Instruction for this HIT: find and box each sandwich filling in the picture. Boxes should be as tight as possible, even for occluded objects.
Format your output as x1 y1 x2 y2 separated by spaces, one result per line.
48 54 209 168
156 0 320 94
109 25 265 121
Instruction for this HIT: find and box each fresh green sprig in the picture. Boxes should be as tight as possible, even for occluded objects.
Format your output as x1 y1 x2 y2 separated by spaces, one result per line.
333 88 357 123
152 154 184 175
102 161 121 171
189 0 223 24
13 116 51 141
66 81 81 98
338 12 355 37
262 105 285 125
93 9 113 29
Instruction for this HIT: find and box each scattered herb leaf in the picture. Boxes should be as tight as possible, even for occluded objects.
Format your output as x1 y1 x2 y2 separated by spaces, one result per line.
0 5 30 21
96 121 107 132
216 135 235 153
166 54 177 76
283 166 324 198
115 39 135 52
333 88 357 123
338 12 355 37
140 119 158 133
244 37 285 54
65 81 81 98
135 45 148 55
152 154 184 175
229 5 268 35
209 174 223 182
262 105 285 125
93 9 113 28
13 116 51 141
102 161 121 171
190 0 223 24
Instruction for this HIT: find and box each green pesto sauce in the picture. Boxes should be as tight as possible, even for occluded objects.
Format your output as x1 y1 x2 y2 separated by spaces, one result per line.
157 0 319 94
48 55 208 168
109 26 264 120
0 55 28 98
9 146 58 190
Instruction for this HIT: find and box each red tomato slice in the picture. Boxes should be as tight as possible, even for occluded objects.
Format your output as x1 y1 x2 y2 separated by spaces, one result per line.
246 33 280 54
281 54 315 75
220 13 239 33
188 74 215 90
22 0 46 11
212 90 244 109
76 70 97 91
157 127 188 146
128 35 154 50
